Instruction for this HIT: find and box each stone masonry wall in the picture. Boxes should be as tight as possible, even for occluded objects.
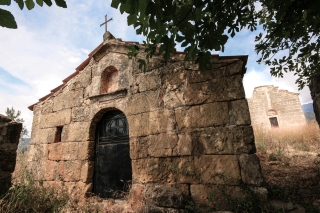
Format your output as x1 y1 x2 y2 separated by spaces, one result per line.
247 85 306 129
0 114 22 194
26 39 264 210
310 73 320 126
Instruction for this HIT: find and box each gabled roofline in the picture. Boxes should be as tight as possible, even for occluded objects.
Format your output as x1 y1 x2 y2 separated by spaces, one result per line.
28 41 248 111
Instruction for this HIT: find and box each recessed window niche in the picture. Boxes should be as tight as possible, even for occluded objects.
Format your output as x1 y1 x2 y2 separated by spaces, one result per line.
100 66 119 94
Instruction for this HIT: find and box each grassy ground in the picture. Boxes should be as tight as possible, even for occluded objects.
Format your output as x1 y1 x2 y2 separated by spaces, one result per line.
254 121 320 212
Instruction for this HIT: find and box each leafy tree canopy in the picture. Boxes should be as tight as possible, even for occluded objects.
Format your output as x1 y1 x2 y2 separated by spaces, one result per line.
111 0 320 89
0 0 67 29
5 106 29 138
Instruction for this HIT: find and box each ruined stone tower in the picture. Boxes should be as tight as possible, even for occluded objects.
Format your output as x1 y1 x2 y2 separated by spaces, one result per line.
247 85 306 129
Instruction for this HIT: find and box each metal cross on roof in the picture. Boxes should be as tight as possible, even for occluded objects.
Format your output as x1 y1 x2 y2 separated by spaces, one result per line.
100 15 113 32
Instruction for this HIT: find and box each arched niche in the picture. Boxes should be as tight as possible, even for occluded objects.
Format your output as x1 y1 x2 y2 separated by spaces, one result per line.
267 109 277 116
100 66 119 94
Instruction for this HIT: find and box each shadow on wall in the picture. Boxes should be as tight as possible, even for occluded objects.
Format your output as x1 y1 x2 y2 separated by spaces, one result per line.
0 114 22 195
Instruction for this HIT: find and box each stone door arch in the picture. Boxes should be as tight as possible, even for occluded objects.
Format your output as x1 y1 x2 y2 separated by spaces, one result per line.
93 110 132 198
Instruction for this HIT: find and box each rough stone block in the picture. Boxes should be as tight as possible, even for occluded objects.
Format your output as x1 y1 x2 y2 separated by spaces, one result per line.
80 161 94 183
61 142 79 160
64 181 93 201
126 91 159 115
229 99 251 125
39 109 71 129
151 185 188 208
175 103 229 130
78 141 95 160
134 71 161 93
30 128 56 145
48 143 62 161
130 136 149 160
172 133 193 156
184 75 245 105
71 106 92 122
44 160 57 181
196 155 241 184
53 88 84 111
237 154 264 186
148 133 178 157
61 160 81 182
199 126 256 155
64 122 91 142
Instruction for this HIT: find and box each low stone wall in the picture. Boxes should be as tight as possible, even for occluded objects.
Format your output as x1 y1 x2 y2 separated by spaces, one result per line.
310 73 320 126
0 114 22 194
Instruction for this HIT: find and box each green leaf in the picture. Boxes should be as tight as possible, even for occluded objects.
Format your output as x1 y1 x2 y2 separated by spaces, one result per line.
25 0 35 10
36 0 42 6
14 0 23 9
54 0 66 8
43 0 52 6
0 0 11 5
138 59 146 72
111 0 121 9
0 8 17 29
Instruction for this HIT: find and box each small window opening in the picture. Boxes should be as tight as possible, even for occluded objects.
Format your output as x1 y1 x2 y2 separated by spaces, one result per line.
100 66 119 94
269 117 279 128
54 126 63 142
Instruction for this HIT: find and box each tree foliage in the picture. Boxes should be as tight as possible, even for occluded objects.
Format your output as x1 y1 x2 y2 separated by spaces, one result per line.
5 106 29 138
256 0 320 89
0 0 67 29
111 0 320 89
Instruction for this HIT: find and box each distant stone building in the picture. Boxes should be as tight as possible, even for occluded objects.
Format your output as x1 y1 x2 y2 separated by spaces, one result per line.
247 85 306 129
25 31 264 210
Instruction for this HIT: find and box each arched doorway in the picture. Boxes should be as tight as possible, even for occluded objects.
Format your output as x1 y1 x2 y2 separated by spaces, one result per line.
93 110 132 198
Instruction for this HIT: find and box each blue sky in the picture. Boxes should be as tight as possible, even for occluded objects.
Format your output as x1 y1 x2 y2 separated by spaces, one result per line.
0 0 312 133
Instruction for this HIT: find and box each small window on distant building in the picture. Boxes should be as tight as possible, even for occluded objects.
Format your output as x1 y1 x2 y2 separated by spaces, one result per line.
269 117 279 128
100 66 119 94
54 126 63 142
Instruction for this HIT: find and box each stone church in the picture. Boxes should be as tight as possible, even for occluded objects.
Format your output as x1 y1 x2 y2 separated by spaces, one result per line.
26 31 263 210
247 85 306 129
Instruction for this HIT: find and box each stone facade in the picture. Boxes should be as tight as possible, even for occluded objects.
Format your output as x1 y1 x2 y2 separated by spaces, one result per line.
26 35 263 210
310 73 320 126
247 85 306 129
0 114 22 194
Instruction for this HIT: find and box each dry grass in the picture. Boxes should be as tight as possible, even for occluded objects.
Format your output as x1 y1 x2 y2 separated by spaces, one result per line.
254 121 320 159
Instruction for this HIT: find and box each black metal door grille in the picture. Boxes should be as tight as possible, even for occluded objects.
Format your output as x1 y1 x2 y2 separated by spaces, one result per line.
94 110 132 198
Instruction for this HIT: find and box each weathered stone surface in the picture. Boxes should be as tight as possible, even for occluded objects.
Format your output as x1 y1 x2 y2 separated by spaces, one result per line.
151 185 188 208
237 154 264 186
53 88 84 111
80 161 94 183
60 160 81 182
190 184 245 210
184 75 245 105
71 106 93 122
30 128 56 145
148 133 178 157
126 91 159 115
78 141 95 160
198 125 255 155
130 136 149 159
228 99 251 125
175 102 229 130
61 142 78 160
64 122 91 142
48 143 62 161
128 110 175 137
39 109 71 128
133 71 161 93
132 155 240 184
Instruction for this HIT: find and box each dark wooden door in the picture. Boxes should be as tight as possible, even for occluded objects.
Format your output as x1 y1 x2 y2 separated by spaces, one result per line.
94 110 132 198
